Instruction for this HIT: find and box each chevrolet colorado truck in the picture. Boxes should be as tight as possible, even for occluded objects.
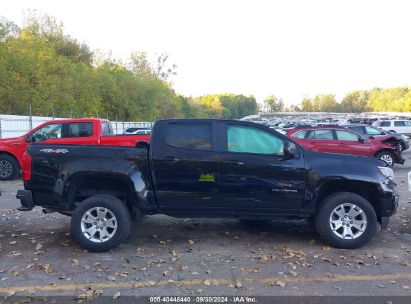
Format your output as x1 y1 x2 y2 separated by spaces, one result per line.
17 119 399 252
0 118 150 180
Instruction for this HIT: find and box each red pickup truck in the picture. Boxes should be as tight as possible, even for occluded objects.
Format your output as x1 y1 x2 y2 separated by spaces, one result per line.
0 118 150 180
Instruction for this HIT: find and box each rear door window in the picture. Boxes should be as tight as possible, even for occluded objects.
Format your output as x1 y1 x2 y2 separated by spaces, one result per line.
394 121 405 127
165 123 212 150
67 122 93 137
307 129 334 140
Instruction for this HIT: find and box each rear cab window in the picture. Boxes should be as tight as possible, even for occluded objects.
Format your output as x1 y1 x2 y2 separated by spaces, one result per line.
165 123 212 150
102 122 114 136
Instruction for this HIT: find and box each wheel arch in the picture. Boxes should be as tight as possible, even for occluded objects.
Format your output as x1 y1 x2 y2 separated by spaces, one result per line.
0 151 21 178
315 179 383 219
374 149 394 158
0 151 21 167
65 172 148 218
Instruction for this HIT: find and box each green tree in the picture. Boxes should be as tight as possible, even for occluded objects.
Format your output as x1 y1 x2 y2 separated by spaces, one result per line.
300 97 313 112
264 95 284 112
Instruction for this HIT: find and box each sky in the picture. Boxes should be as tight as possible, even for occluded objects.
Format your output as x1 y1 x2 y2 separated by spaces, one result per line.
1 0 411 105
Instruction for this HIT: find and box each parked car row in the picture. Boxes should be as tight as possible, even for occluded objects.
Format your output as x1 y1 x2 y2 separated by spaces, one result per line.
13 119 399 252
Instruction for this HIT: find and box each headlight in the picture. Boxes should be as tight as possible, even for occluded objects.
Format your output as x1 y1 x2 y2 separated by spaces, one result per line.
378 166 394 181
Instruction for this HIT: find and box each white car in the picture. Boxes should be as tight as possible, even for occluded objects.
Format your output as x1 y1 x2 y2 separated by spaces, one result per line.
373 120 411 136
123 128 151 135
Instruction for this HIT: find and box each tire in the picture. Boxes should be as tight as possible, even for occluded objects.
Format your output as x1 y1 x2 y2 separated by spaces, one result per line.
71 194 131 252
376 151 395 167
0 154 19 181
315 192 377 249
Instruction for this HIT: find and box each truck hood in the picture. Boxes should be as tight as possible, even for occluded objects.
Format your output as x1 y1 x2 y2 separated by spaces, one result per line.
302 148 387 180
0 136 23 146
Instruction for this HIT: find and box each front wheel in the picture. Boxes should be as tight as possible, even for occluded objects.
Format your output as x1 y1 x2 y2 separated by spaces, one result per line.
315 192 377 249
376 151 395 167
71 194 131 252
0 154 19 181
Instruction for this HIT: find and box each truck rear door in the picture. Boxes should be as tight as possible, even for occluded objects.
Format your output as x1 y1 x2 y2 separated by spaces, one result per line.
150 121 221 210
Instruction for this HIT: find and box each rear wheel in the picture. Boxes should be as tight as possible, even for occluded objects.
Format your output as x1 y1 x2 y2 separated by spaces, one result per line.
0 154 19 181
71 194 131 252
315 192 377 249
376 151 394 167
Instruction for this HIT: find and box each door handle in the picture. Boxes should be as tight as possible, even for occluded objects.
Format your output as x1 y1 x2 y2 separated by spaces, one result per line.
165 156 180 163
226 160 244 166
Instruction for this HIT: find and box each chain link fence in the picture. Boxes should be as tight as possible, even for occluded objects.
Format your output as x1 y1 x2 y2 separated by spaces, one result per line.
0 114 153 138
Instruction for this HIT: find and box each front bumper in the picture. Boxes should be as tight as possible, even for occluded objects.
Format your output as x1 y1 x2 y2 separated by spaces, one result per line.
394 151 405 164
401 139 410 151
16 190 34 211
379 184 399 217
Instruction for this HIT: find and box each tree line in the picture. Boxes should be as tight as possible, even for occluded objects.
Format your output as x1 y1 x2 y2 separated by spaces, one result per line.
264 88 411 113
0 13 257 121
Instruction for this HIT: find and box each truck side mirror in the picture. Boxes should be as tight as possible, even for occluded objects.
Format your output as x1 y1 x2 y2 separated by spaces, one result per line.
283 141 297 158
358 137 365 143
136 141 149 149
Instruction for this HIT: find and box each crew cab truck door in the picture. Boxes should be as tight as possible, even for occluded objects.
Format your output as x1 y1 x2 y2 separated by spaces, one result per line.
218 122 305 210
30 122 98 145
150 121 221 210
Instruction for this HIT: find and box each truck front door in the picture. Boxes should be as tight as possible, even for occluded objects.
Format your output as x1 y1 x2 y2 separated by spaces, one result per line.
218 122 306 211
150 121 221 210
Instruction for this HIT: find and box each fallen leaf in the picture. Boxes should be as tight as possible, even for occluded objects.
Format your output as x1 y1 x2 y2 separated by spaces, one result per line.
113 292 120 299
275 280 286 287
42 264 53 273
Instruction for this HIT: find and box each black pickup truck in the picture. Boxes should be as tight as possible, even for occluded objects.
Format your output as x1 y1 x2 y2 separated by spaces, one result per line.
17 119 399 252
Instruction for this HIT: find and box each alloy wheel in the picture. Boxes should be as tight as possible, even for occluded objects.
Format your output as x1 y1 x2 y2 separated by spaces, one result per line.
0 160 13 178
380 154 393 166
80 207 118 243
329 203 367 240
